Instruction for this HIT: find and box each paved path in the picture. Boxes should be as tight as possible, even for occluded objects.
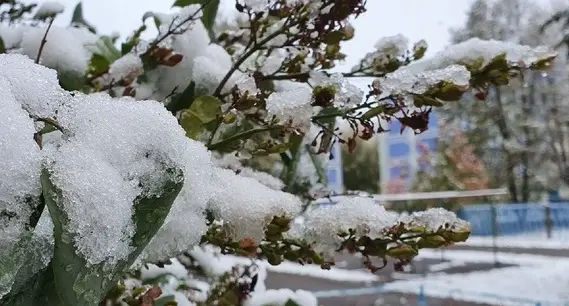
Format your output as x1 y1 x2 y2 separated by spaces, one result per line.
264 245 569 305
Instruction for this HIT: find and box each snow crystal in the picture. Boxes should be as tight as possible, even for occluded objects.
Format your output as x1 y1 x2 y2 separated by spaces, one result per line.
259 49 287 75
381 64 471 95
46 93 207 265
21 26 94 75
321 73 364 109
354 34 409 72
35 1 65 18
212 154 285 190
374 34 409 58
299 197 398 256
399 207 470 232
107 53 143 84
265 86 313 133
407 38 557 73
0 76 42 251
0 54 68 121
140 209 207 263
244 289 318 306
208 168 302 241
237 168 285 190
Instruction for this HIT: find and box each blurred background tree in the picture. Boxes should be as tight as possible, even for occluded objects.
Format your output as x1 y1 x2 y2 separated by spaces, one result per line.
341 136 381 194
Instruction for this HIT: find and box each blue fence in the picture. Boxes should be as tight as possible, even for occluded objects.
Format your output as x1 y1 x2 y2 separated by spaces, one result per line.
457 202 569 238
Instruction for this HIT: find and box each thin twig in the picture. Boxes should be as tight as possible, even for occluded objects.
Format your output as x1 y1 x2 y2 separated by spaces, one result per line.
36 18 54 64
143 0 212 58
213 24 296 98
208 126 282 151
35 117 64 132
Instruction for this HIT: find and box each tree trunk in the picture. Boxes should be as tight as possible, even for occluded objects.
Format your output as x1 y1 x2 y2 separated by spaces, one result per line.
494 88 519 202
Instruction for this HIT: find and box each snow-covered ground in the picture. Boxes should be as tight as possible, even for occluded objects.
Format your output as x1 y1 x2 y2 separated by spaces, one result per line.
384 249 569 306
463 229 569 249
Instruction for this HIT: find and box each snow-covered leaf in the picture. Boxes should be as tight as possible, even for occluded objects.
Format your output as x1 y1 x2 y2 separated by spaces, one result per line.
41 165 183 306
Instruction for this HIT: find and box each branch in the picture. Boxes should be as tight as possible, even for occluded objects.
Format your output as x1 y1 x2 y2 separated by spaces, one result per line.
35 117 63 132
36 18 54 64
208 126 283 151
142 0 212 58
213 24 294 97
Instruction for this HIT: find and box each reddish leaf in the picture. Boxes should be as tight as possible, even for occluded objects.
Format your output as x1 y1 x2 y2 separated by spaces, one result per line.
161 53 184 67
347 137 356 153
139 287 162 306
151 47 173 61
474 90 488 101
123 86 136 97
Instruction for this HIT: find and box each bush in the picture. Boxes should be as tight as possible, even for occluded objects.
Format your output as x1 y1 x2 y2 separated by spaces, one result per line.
0 0 557 305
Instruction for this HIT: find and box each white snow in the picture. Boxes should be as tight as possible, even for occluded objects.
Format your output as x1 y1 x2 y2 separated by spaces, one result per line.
153 16 210 99
399 207 470 232
0 76 42 251
46 93 206 265
297 197 398 256
381 64 471 96
107 53 143 85
385 249 569 305
464 230 569 249
208 168 302 241
407 38 557 73
21 25 98 75
245 289 318 306
0 54 68 123
313 73 364 109
35 2 65 18
212 154 285 190
266 86 313 133
0 26 28 50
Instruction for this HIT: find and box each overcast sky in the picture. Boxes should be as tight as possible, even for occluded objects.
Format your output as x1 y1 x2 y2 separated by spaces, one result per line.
33 0 475 70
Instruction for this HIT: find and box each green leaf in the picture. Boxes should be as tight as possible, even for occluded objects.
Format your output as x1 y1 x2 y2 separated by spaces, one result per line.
86 37 122 63
70 2 97 34
180 112 201 140
59 71 86 91
284 299 301 306
323 31 345 44
41 165 183 306
172 0 220 38
88 54 111 77
187 95 222 123
361 104 398 120
142 12 162 29
0 37 5 54
179 94 221 140
0 233 33 302
155 294 178 306
412 94 443 108
166 82 196 115
280 133 304 187
122 25 147 55
307 145 327 184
